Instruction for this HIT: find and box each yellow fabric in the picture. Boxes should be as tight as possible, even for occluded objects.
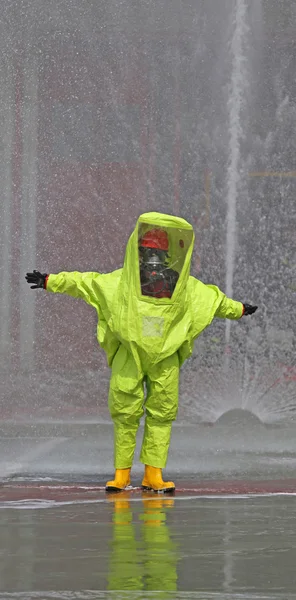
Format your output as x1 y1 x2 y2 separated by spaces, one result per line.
109 344 179 468
46 269 122 366
46 212 244 468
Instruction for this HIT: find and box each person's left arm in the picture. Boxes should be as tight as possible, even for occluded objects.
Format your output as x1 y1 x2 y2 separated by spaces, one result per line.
208 285 258 319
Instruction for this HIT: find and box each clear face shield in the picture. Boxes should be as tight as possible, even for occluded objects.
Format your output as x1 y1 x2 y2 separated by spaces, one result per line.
138 225 188 298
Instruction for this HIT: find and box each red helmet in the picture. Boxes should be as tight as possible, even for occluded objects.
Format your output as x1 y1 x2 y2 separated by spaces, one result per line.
139 229 169 251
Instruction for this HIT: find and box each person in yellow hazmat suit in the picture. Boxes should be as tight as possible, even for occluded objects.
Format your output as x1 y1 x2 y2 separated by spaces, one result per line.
25 212 258 492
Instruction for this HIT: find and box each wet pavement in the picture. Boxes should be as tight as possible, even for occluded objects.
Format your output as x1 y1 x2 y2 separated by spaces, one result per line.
1 491 296 598
0 419 296 599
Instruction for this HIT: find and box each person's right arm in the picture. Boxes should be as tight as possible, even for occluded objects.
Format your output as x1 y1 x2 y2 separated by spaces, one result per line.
25 270 100 307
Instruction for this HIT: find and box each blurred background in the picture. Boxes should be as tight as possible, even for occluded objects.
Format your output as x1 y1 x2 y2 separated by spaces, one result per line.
0 0 295 424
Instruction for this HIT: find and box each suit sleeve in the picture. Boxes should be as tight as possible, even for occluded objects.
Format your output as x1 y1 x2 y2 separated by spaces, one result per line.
207 285 244 320
45 272 100 308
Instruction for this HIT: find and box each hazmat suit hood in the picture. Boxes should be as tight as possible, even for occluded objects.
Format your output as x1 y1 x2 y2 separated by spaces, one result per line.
111 212 195 365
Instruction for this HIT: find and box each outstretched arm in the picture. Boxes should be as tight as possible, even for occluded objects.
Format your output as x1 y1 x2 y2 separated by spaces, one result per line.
214 292 244 320
208 285 258 320
25 270 100 308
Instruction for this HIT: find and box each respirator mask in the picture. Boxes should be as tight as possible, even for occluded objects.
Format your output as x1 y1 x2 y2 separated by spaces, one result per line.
139 247 168 284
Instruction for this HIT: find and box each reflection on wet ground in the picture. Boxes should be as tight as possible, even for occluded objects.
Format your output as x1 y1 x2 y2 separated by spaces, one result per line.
1 419 296 598
1 488 296 599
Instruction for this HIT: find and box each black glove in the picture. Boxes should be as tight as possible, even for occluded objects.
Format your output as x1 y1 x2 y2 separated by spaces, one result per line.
243 303 258 316
25 270 48 289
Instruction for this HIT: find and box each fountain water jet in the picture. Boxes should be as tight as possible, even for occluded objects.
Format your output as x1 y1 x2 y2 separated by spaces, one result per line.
224 0 249 371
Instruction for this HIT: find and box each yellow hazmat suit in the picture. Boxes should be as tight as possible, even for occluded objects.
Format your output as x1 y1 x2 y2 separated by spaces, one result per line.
46 212 243 487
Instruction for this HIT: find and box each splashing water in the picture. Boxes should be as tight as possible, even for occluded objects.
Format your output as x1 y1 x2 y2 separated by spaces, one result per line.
224 0 249 366
181 357 296 425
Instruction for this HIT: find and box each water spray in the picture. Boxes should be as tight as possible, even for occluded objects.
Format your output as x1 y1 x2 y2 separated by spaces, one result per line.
224 0 249 372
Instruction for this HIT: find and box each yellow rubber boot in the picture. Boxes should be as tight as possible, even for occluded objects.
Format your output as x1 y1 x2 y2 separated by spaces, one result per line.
141 465 175 493
105 468 131 492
